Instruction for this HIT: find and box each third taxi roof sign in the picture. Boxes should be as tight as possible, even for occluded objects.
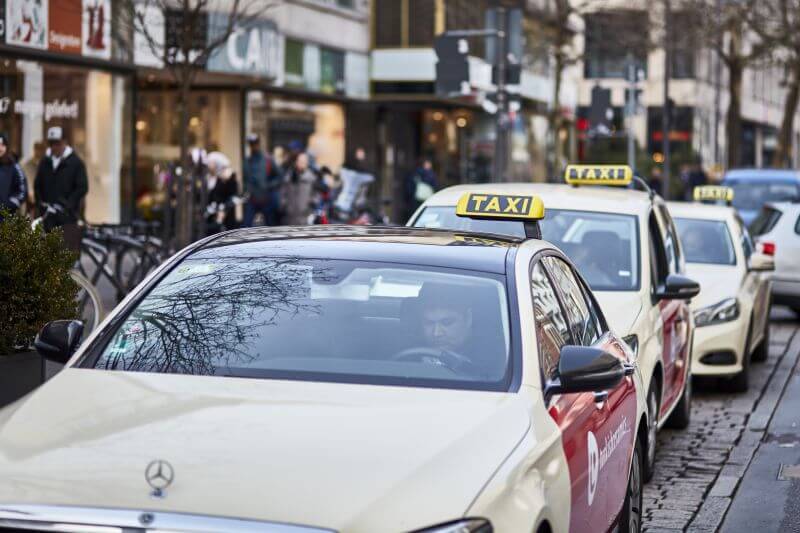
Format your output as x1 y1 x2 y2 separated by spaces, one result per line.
564 164 633 186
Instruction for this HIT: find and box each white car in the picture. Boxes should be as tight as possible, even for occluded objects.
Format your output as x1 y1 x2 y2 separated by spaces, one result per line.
749 201 800 315
668 197 773 391
0 209 648 532
409 166 701 483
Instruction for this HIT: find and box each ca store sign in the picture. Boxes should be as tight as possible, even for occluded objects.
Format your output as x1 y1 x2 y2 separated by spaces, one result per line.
207 14 280 79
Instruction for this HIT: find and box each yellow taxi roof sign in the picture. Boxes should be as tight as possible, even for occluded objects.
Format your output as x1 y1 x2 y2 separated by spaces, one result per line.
694 185 734 203
564 164 633 186
456 193 545 221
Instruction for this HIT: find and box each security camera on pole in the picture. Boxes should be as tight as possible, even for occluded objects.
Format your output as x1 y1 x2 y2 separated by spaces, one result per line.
433 2 522 183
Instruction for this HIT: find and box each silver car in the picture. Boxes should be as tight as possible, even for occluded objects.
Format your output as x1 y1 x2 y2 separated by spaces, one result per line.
749 202 800 314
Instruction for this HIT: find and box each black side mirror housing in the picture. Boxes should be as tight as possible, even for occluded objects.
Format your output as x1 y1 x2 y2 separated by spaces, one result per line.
546 346 626 398
34 320 84 365
656 273 701 301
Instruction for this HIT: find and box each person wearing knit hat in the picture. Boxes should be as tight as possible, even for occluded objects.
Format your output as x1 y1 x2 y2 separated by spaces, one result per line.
0 133 27 222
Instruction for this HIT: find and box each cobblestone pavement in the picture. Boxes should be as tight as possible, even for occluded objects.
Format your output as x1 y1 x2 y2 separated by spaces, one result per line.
643 308 800 532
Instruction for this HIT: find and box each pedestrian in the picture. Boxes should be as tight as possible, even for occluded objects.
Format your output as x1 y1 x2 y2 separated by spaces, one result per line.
34 126 88 251
405 157 438 220
0 133 27 222
283 152 316 225
685 158 709 201
648 166 663 194
205 152 238 234
243 134 282 227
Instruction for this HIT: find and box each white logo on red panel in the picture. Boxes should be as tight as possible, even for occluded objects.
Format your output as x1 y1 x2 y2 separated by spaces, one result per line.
586 417 630 506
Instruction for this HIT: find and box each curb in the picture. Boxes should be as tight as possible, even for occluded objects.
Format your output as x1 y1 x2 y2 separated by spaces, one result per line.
687 328 800 532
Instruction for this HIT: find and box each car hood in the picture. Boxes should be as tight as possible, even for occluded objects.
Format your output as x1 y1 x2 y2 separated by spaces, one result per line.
0 369 531 533
684 263 740 310
594 291 644 336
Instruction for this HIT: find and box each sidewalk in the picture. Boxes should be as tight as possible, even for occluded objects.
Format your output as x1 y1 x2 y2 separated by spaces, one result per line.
721 319 800 532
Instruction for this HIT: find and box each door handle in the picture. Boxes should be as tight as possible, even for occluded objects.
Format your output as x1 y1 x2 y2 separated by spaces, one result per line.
623 363 636 376
594 391 609 404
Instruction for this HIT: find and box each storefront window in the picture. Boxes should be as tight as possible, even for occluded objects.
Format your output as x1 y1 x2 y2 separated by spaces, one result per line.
0 59 132 223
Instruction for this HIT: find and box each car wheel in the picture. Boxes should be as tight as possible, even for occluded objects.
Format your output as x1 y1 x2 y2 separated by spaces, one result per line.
666 375 691 429
618 437 644 533
642 384 659 483
728 347 750 393
752 314 770 363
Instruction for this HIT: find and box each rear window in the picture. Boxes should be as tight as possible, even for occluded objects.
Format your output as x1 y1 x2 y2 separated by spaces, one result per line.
411 206 640 291
749 206 782 236
90 253 514 392
728 180 800 211
674 218 736 266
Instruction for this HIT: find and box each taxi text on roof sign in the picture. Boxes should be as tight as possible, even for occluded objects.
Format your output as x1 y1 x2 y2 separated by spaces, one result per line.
693 185 734 203
564 164 633 186
456 193 545 220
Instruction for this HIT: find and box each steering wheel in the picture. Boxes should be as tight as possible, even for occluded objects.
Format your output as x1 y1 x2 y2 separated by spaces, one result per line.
391 347 475 375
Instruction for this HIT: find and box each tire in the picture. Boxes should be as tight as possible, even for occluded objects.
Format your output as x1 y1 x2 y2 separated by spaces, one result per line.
752 314 770 363
618 437 644 533
642 384 659 483
666 374 691 429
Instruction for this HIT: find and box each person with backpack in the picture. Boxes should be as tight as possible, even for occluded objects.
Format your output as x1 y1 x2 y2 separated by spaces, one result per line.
243 134 282 227
0 133 27 222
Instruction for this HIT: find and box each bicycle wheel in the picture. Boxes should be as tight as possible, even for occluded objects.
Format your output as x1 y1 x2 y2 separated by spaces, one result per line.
70 271 104 333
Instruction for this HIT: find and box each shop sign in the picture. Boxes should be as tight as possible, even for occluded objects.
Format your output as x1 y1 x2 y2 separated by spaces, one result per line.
6 0 49 49
82 0 111 59
207 14 280 79
0 96 80 121
48 0 81 54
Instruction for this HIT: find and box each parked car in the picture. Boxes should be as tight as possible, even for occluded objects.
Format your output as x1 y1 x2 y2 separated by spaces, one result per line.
749 201 800 315
722 169 800 225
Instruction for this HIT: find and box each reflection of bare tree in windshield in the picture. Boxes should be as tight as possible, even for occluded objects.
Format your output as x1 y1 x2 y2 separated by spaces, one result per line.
98 257 328 375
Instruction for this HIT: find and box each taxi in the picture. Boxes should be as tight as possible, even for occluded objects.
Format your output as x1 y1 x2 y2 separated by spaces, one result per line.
409 166 700 482
0 206 648 533
667 186 773 391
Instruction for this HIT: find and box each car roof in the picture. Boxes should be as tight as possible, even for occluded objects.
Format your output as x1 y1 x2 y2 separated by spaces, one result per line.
421 182 655 217
666 201 736 222
193 225 525 275
723 168 800 182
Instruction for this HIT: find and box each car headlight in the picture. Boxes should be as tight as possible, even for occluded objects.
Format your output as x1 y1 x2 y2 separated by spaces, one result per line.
414 518 493 533
623 334 639 358
694 298 739 327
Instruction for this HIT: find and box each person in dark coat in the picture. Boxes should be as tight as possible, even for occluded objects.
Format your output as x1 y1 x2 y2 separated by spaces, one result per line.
34 127 88 250
243 134 282 227
405 158 438 220
0 133 27 222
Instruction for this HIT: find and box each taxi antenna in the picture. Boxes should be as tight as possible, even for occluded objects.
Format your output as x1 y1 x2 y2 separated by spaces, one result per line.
631 175 655 200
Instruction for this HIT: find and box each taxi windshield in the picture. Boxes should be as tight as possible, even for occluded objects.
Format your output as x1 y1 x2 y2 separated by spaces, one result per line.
90 254 513 392
674 218 736 266
411 206 640 291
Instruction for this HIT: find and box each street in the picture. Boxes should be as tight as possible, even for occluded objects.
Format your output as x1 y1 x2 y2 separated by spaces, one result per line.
644 306 800 532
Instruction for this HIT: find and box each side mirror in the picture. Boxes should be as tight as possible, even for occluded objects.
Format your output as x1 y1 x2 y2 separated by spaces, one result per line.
546 346 626 397
656 273 701 301
34 320 84 365
748 252 775 272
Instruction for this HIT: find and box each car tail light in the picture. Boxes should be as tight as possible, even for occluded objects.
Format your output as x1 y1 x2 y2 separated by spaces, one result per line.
759 241 776 256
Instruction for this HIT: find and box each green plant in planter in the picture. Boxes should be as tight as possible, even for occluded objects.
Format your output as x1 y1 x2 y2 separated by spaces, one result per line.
0 212 78 355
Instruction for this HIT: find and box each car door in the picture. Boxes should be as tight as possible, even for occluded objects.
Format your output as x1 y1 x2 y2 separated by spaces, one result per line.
651 207 690 417
736 217 769 350
543 256 638 530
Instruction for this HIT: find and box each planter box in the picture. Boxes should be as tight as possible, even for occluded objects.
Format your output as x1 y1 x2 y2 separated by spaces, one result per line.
0 351 43 408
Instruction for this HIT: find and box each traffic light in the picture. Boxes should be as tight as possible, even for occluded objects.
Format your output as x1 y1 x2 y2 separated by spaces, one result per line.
435 35 470 96
486 7 522 86
589 86 613 135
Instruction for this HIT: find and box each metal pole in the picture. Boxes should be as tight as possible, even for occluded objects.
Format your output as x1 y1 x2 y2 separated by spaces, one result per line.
627 54 637 173
662 0 671 200
493 7 508 183
713 0 722 167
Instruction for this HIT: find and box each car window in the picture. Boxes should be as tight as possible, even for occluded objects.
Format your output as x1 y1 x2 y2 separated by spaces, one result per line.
91 254 513 392
749 206 782 236
674 218 736 266
738 218 754 260
656 205 681 273
531 261 572 382
729 180 800 211
543 257 601 346
795 214 800 236
649 212 669 286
